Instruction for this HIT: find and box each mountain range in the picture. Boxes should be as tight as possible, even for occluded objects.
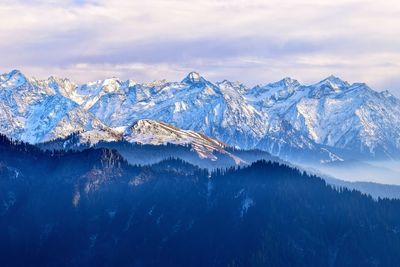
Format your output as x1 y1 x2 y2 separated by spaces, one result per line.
3 70 400 266
1 69 400 164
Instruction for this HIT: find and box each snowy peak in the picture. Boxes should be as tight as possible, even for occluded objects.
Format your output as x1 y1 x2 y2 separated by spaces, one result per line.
270 77 301 88
217 80 248 94
4 69 24 79
46 76 78 100
315 75 350 90
245 77 301 104
181 71 207 85
0 69 28 88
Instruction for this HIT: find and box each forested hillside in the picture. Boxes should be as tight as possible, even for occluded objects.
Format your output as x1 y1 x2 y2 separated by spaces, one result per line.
2 134 400 266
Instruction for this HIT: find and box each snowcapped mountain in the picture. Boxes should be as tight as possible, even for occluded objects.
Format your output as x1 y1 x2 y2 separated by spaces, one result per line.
246 75 400 159
0 70 76 143
1 69 400 163
0 70 115 144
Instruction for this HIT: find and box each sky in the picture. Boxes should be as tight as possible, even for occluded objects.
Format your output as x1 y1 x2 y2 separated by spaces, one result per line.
0 0 400 95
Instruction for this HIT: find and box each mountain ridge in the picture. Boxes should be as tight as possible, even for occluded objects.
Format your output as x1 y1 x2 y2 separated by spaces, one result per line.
38 119 269 168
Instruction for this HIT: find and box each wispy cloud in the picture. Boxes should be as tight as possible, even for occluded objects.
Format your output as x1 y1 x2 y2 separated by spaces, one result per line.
0 0 399 94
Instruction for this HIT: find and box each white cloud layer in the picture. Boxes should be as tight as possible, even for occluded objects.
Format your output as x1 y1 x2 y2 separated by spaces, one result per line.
0 0 399 94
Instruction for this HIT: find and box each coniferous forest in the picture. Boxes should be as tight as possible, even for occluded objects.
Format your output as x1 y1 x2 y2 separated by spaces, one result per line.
2 134 400 266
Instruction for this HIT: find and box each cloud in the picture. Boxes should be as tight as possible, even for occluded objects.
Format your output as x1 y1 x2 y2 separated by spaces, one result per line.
0 0 399 95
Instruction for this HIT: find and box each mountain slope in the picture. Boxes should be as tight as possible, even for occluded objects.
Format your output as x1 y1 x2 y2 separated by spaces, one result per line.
125 119 237 161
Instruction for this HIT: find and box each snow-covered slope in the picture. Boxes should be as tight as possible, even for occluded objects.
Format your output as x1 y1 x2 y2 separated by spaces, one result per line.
49 107 122 144
1 69 400 163
0 70 76 143
245 76 400 159
125 119 243 162
0 70 118 144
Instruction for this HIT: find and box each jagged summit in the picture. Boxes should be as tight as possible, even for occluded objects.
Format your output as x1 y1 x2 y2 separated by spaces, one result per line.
182 71 206 84
5 69 24 78
218 79 246 87
0 69 27 87
269 77 301 88
316 75 350 90
217 80 249 94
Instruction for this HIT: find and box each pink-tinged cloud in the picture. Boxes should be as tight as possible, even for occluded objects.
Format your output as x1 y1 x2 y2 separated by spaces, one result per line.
0 0 399 95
